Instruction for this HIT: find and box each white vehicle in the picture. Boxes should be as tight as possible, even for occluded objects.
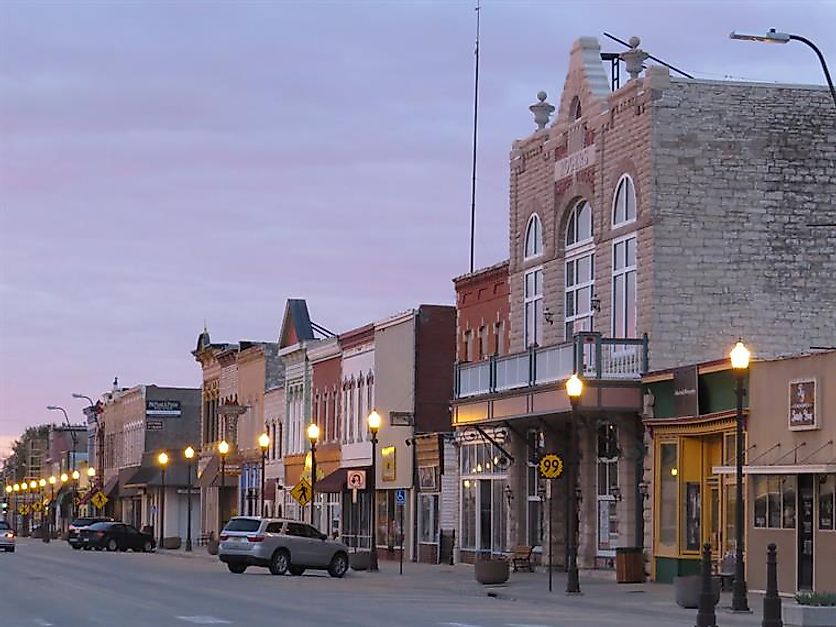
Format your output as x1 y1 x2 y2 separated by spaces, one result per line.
218 517 349 578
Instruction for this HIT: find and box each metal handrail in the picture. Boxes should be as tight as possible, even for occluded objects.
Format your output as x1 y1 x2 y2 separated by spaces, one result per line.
454 332 648 398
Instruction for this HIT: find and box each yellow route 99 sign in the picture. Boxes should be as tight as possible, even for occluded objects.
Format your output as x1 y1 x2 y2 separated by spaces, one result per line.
538 454 564 479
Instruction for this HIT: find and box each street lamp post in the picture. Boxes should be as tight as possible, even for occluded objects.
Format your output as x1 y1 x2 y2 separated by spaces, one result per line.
184 446 195 552
730 29 836 108
39 479 48 543
730 339 752 612
71 471 80 522
48 476 56 540
72 393 103 489
86 467 96 515
218 440 229 534
565 374 583 595
47 405 78 520
306 424 320 526
157 452 168 550
258 433 270 518
367 410 381 572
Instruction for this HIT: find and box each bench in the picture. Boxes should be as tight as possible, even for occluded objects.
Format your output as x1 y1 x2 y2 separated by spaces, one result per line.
510 545 534 572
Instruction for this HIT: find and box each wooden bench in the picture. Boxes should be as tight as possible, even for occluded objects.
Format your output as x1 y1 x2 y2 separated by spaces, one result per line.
510 545 534 572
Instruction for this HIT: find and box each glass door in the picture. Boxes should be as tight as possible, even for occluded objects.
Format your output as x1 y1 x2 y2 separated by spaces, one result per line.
798 475 814 590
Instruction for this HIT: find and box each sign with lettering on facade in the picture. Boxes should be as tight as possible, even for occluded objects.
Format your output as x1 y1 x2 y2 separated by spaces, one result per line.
554 145 596 181
395 489 406 506
146 419 164 431
346 470 366 491
789 379 817 431
290 478 312 507
382 446 397 482
145 400 182 417
673 365 699 417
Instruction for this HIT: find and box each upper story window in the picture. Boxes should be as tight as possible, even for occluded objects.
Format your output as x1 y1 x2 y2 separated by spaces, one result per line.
570 96 582 120
524 268 543 348
612 175 637 227
612 235 637 338
565 200 593 249
524 213 543 259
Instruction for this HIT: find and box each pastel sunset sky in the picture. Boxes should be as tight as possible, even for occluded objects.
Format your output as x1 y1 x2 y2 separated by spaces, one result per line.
1 1 834 452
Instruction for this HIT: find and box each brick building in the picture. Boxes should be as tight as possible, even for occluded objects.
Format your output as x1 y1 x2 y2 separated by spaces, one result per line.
451 35 835 573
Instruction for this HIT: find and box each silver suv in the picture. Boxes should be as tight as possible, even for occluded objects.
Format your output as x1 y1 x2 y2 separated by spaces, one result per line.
218 517 349 578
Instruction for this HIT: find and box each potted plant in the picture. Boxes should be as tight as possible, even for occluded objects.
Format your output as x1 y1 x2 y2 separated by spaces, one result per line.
783 591 836 627
474 551 510 585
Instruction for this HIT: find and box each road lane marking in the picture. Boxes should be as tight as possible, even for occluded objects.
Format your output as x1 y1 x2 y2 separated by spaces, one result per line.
438 623 482 627
176 617 232 624
33 621 54 626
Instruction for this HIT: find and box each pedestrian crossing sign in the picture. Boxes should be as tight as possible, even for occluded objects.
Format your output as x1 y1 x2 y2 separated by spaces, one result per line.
91 491 109 509
290 478 312 507
18 504 29 516
32 501 43 513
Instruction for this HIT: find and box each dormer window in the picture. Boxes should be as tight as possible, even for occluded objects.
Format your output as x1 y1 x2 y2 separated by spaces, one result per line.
524 213 543 260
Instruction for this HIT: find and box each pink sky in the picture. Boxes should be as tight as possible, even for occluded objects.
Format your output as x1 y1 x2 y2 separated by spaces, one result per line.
1 1 834 449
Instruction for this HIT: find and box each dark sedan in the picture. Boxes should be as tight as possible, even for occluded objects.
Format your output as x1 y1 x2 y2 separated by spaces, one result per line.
78 522 156 553
68 517 114 549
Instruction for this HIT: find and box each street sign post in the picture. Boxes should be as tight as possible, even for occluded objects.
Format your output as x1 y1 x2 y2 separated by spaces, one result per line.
290 478 312 507
91 491 109 510
538 453 565 593
395 489 406 575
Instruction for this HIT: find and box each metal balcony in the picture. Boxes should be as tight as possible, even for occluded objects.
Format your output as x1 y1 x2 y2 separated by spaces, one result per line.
454 332 648 399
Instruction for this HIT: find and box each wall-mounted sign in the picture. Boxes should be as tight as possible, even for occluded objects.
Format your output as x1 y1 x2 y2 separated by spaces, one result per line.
389 411 414 427
146 400 182 417
789 379 817 431
381 446 396 482
554 144 596 181
418 466 438 491
673 366 699 417
145 419 164 431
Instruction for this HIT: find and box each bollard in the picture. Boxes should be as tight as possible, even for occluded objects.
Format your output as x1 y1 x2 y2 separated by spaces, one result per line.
696 543 717 627
762 543 783 627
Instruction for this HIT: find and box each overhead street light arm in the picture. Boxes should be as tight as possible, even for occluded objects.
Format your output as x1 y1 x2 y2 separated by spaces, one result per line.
730 29 836 108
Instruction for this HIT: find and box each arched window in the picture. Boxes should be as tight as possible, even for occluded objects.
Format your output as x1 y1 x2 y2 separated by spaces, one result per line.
570 96 582 120
524 213 543 259
565 200 593 248
564 199 594 339
612 175 637 226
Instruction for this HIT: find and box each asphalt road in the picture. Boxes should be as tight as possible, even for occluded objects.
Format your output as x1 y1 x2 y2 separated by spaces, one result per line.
0 540 761 627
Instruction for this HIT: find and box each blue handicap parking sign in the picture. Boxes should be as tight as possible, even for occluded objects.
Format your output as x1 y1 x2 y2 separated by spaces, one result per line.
395 489 406 505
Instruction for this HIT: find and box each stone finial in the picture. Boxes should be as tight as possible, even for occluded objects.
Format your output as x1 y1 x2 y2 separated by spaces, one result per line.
620 35 649 81
529 91 555 130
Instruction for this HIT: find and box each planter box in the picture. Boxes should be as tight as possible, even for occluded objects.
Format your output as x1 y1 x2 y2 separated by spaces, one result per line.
475 559 510 585
206 539 219 555
163 537 181 550
350 551 370 571
783 604 836 627
674 575 720 609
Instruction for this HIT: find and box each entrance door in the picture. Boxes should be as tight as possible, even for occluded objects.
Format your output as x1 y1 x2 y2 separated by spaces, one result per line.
798 475 814 591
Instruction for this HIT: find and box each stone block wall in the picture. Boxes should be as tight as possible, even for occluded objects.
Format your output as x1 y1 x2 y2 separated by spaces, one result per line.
649 79 836 368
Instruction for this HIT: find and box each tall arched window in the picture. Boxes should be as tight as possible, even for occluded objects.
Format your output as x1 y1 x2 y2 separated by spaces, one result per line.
564 200 594 339
612 175 637 227
524 213 543 259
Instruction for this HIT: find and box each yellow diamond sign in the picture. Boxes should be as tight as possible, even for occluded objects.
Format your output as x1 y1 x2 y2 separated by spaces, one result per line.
18 504 30 516
32 501 43 513
290 478 312 507
91 491 109 509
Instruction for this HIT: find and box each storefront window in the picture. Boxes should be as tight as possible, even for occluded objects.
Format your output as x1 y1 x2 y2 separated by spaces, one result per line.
419 493 439 543
460 440 508 555
527 430 543 547
753 475 796 529
659 442 678 547
819 475 835 530
376 491 401 548
682 482 701 552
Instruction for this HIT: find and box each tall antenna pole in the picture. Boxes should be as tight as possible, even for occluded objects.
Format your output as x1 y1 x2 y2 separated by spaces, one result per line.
469 0 481 273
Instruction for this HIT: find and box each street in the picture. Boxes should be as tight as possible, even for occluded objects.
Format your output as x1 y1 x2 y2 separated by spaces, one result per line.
0 539 765 627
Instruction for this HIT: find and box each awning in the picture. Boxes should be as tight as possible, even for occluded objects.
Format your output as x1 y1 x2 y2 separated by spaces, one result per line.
102 476 119 498
315 466 372 493
712 464 836 475
123 461 193 488
197 456 219 489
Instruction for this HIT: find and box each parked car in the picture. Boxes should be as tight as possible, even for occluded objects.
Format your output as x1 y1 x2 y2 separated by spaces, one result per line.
68 517 114 549
0 520 15 552
78 521 156 553
218 517 349 578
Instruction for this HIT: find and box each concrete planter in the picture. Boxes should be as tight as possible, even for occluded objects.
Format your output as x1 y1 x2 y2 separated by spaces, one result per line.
674 575 720 609
206 539 219 555
783 604 836 627
349 551 370 571
475 559 510 585
163 537 181 550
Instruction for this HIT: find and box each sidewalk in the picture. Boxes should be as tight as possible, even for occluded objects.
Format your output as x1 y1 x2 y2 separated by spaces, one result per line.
348 559 765 626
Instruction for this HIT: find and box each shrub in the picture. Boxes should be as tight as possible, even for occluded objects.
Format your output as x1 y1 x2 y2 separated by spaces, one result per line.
795 591 836 606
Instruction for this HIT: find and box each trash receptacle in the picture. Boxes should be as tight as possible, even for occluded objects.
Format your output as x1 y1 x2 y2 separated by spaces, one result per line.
616 547 645 583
